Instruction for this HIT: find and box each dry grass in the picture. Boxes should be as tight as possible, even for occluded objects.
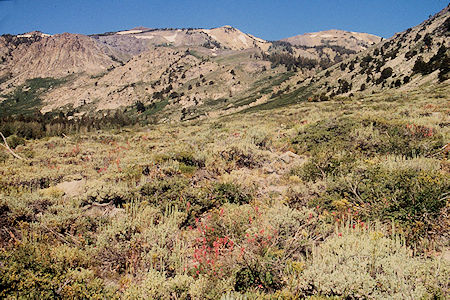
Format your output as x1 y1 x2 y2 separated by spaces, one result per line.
0 83 449 299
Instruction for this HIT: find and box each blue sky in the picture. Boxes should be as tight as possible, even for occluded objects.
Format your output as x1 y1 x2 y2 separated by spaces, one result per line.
0 0 448 40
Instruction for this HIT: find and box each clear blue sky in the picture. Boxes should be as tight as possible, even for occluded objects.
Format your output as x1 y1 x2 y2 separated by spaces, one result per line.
0 0 448 40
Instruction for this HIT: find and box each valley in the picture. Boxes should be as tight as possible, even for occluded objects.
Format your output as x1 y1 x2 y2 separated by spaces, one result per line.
0 4 449 300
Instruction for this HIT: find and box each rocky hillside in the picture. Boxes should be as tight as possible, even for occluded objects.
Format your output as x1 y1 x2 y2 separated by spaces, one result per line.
297 5 449 98
1 24 380 120
0 32 122 89
92 25 271 56
40 46 283 118
282 29 381 51
263 30 382 72
2 4 448 122
0 32 47 84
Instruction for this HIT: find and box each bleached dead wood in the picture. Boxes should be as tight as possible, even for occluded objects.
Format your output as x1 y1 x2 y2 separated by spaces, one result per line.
0 132 25 160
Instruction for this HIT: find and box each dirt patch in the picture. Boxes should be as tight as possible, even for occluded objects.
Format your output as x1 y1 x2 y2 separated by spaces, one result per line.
56 179 86 197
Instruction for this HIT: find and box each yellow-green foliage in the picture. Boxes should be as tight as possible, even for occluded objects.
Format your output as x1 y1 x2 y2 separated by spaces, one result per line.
122 271 193 299
0 83 448 299
295 226 449 299
39 186 65 198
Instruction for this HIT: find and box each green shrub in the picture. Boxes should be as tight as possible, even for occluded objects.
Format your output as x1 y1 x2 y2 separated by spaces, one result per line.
0 150 8 162
291 152 356 182
140 176 222 225
292 117 444 158
320 165 449 238
0 77 66 118
178 162 197 175
212 182 252 205
6 134 25 149
85 181 134 207
380 67 393 79
235 265 282 293
248 127 272 149
155 150 205 168
123 270 193 299
94 214 141 274
220 146 262 169
140 176 187 202
153 150 205 175
0 241 111 299
291 117 357 155
360 118 444 157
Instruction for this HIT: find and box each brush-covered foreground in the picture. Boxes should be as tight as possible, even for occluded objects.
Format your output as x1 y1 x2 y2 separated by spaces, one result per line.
0 84 449 299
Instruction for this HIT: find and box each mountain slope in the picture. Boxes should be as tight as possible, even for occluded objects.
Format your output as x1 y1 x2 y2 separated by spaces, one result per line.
4 9 447 122
39 46 283 118
0 32 122 89
296 5 449 98
32 27 383 118
282 30 381 51
267 30 382 73
201 26 270 51
92 25 271 56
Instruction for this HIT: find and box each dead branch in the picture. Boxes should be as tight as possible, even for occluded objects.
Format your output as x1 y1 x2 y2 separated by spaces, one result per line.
0 132 24 160
56 278 72 295
42 224 80 246
82 201 113 210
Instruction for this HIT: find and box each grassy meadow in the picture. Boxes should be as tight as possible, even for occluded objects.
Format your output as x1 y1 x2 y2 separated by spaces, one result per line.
0 83 449 299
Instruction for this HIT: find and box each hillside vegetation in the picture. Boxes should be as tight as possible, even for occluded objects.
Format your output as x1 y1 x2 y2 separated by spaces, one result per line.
0 83 448 299
0 4 449 299
0 24 382 118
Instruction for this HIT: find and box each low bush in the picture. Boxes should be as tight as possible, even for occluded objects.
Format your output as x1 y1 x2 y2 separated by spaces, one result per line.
212 182 252 205
140 176 225 225
85 181 134 207
0 240 112 299
296 226 449 299
320 165 449 239
292 117 444 158
154 150 205 168
5 134 25 149
220 146 262 169
291 152 356 182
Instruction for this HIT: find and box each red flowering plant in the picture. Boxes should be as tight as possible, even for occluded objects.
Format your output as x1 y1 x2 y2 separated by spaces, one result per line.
405 123 434 138
185 203 325 293
185 204 254 279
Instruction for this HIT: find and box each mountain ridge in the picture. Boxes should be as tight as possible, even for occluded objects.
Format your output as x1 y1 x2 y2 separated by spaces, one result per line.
281 29 382 51
294 4 449 99
0 7 448 121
